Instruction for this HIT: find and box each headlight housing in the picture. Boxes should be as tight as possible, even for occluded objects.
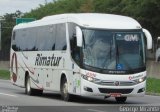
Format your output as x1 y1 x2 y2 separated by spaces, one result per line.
133 76 146 84
81 74 101 83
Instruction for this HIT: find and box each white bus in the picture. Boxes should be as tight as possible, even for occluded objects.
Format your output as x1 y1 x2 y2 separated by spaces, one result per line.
156 37 160 62
10 13 152 103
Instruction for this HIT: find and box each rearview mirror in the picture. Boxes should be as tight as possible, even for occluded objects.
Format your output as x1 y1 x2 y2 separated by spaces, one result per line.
76 26 83 47
142 29 152 50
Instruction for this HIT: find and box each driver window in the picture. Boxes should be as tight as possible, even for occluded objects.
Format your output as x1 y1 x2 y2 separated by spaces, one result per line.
83 30 115 69
68 23 80 65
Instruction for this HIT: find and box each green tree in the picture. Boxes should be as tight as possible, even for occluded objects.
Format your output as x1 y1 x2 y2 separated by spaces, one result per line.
0 11 22 60
2 0 160 60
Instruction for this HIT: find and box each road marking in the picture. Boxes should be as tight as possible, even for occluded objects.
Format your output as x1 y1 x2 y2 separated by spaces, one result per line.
0 93 17 97
87 109 107 112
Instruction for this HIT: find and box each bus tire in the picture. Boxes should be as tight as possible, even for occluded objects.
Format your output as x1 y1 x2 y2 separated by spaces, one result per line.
25 75 43 96
61 77 72 101
115 97 127 103
25 75 34 95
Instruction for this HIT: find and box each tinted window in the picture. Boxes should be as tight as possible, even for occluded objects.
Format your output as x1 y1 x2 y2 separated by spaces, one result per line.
14 29 26 51
12 24 65 51
36 25 56 51
13 28 37 51
45 25 56 50
55 24 67 50
12 31 18 51
35 25 56 51
26 28 37 51
20 29 27 51
68 23 80 65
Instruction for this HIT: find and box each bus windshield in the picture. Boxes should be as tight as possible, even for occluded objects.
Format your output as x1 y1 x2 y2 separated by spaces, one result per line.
82 29 145 73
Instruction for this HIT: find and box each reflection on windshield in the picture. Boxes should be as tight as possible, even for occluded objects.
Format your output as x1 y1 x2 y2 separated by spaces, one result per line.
115 33 145 70
83 30 116 69
82 29 145 72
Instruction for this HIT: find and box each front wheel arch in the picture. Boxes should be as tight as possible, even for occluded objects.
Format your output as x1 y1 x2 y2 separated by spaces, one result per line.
25 71 43 96
60 74 72 101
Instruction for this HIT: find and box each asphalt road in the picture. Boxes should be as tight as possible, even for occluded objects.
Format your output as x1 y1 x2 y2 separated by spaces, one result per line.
0 79 160 112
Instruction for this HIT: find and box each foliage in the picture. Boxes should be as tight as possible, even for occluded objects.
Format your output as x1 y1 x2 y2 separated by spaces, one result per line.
147 78 160 94
22 0 160 39
0 10 22 60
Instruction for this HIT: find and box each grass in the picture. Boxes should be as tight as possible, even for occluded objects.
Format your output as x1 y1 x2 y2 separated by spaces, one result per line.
146 77 160 95
0 70 160 94
0 70 10 80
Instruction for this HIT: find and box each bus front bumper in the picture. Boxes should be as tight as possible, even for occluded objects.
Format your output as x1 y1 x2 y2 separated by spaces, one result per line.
80 79 146 97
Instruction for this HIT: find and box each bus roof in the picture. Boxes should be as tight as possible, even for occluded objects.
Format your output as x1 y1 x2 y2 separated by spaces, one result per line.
13 13 142 30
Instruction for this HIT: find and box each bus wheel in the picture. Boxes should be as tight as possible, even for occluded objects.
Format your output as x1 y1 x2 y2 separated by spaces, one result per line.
25 75 43 96
61 77 71 101
25 75 34 95
115 97 127 103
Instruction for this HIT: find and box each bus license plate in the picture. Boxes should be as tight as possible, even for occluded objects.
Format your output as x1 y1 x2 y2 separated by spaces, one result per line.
110 93 121 97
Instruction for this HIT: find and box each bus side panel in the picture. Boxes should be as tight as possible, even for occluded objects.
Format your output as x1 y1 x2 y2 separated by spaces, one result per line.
25 52 44 90
63 54 81 95
10 50 26 87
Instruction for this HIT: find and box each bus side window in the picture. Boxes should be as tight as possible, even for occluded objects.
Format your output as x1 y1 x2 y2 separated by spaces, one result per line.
12 31 15 40
12 31 18 51
68 23 80 65
55 24 67 50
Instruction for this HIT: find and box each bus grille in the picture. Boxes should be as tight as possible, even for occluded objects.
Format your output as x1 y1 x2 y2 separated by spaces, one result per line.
95 80 136 86
98 88 133 94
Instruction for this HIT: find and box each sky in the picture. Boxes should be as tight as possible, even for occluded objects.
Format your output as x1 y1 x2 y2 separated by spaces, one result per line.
0 0 53 16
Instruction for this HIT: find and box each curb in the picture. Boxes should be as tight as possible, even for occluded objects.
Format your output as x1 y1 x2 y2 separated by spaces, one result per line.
146 92 160 96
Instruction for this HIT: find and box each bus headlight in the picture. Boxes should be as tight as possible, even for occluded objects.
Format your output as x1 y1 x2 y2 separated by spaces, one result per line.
134 76 146 84
82 74 94 82
139 78 143 83
87 77 94 82
81 74 101 83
